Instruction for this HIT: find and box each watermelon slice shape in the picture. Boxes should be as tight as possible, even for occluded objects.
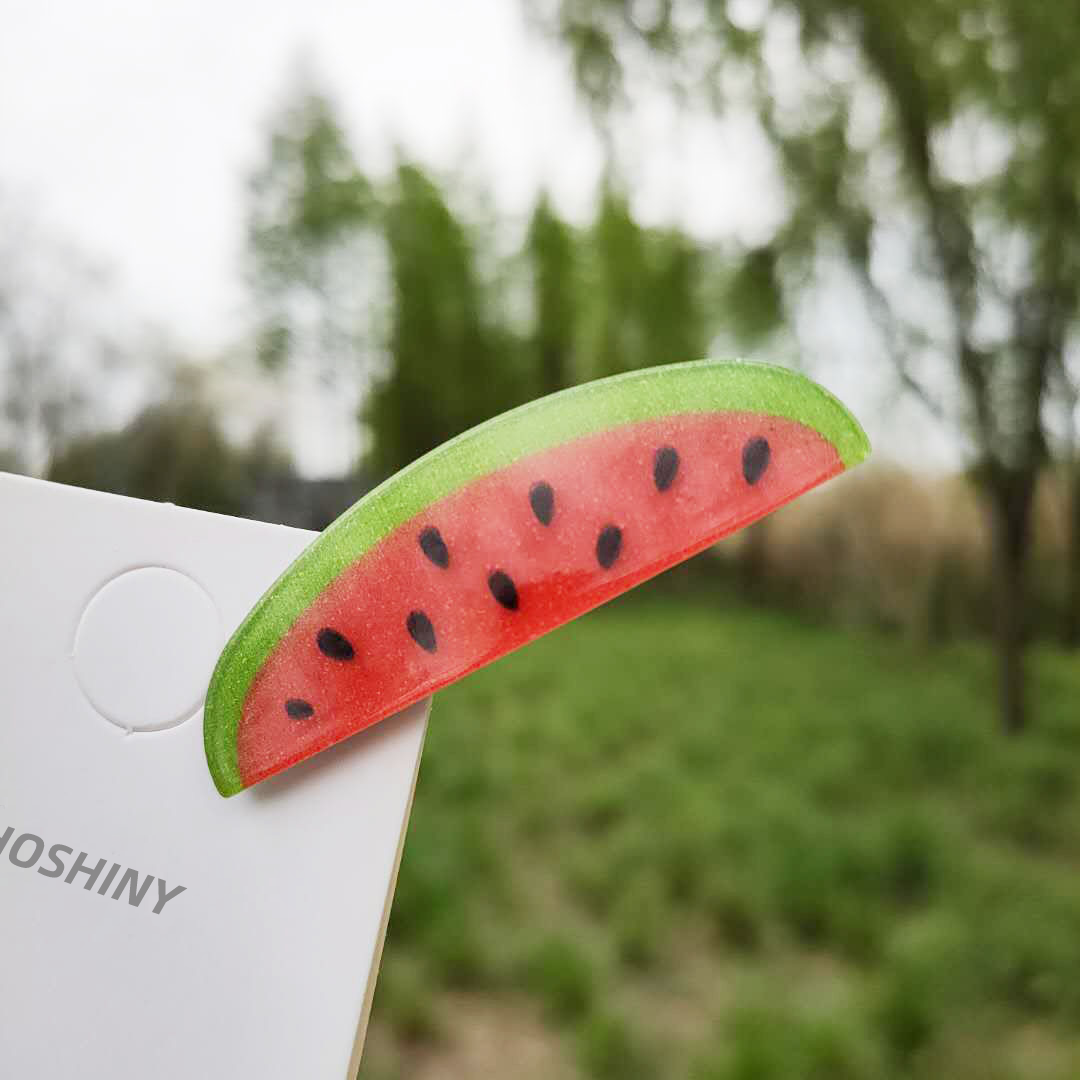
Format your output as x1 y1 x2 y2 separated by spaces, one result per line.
205 360 868 795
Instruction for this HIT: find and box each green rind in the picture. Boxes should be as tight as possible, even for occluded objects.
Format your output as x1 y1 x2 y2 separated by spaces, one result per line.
204 359 869 795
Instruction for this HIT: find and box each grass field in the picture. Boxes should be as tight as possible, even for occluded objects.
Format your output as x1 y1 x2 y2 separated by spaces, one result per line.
358 593 1080 1079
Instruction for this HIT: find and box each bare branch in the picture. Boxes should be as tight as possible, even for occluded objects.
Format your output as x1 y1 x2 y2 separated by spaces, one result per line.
847 256 947 423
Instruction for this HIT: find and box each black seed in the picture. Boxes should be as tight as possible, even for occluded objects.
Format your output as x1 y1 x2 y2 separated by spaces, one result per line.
407 610 437 653
285 698 314 720
488 570 519 611
419 526 450 568
653 445 680 492
596 524 623 569
530 481 555 526
742 436 771 486
316 627 355 661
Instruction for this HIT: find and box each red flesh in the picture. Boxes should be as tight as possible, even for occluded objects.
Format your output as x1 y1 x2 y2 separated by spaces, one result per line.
238 413 842 786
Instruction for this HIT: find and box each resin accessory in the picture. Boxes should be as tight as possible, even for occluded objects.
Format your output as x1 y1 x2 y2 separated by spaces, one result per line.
204 359 869 795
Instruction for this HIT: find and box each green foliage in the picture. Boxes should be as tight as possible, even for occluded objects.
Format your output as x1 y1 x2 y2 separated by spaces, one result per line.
873 963 940 1069
247 80 373 377
519 937 596 1025
878 811 946 908
527 0 1080 728
254 90 369 250
363 599 1080 1077
694 1007 879 1080
643 226 707 367
577 1009 655 1080
364 163 533 477
724 246 784 348
46 371 293 517
563 0 1080 460
612 876 665 969
526 193 578 394
977 739 1076 851
370 956 442 1045
388 804 505 963
704 879 763 953
246 82 715 481
582 184 707 379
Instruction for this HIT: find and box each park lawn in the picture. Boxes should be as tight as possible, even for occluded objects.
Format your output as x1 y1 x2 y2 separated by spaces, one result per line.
359 594 1080 1080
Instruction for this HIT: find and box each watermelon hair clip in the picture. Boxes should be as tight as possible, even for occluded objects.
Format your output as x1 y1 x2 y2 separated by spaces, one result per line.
204 359 869 795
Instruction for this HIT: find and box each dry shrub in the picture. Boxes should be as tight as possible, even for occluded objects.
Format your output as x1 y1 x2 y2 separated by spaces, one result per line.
715 464 1069 641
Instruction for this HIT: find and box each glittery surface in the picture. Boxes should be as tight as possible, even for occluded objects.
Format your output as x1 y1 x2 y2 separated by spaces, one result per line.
205 359 869 795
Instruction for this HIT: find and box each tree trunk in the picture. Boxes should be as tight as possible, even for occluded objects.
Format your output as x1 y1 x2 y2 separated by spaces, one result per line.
1063 460 1080 647
986 467 1036 734
541 342 567 397
739 518 770 601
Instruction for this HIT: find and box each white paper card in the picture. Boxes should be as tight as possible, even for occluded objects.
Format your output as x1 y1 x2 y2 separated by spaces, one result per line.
0 473 428 1079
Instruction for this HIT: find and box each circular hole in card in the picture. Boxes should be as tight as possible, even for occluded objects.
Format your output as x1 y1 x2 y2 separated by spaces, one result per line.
73 566 221 732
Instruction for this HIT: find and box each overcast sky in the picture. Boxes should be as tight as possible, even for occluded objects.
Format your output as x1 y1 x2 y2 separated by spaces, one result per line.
0 1 781 339
0 0 950 473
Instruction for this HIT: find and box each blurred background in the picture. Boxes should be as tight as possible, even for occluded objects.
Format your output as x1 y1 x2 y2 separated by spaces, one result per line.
3 2 1079 1077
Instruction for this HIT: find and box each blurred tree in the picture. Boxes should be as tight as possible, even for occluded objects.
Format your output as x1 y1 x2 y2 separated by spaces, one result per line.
723 244 785 350
528 0 1080 731
365 162 531 477
586 184 649 377
0 199 128 475
1055 361 1080 646
525 192 578 394
47 367 294 517
582 183 707 378
643 224 706 367
246 77 377 435
247 77 540 479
